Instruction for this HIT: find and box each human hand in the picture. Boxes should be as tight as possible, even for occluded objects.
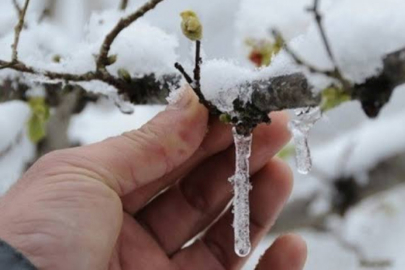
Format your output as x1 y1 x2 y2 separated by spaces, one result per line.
0 87 306 270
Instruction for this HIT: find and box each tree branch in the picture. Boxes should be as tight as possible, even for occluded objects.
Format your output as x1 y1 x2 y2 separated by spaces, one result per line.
96 0 166 72
307 0 337 68
12 0 30 63
194 40 202 89
1 0 405 123
12 0 23 17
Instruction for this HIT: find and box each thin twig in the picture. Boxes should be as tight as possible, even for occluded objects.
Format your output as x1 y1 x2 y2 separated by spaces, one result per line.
272 30 335 78
307 0 337 67
0 0 168 99
12 0 30 63
174 63 193 84
97 0 166 72
120 0 129 10
174 62 207 106
194 40 202 89
0 59 124 92
174 40 221 115
12 0 23 16
175 57 220 115
272 1 352 90
306 0 351 89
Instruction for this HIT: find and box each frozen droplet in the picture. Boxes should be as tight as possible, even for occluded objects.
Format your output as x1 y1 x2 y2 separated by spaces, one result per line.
289 107 321 174
111 93 134 114
229 127 253 257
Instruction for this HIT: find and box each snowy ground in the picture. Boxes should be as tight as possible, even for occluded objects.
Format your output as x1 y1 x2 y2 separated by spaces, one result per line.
1 0 405 269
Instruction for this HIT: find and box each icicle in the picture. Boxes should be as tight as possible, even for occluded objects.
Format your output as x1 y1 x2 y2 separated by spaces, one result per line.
111 93 134 114
289 107 321 175
229 127 253 257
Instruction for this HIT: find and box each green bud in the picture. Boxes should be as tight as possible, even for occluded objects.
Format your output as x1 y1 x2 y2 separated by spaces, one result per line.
52 55 61 63
118 68 132 83
321 86 351 112
27 97 50 143
180 10 203 41
219 113 232 124
106 54 118 66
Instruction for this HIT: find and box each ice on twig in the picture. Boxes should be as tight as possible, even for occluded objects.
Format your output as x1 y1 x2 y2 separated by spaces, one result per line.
229 127 253 257
289 107 321 174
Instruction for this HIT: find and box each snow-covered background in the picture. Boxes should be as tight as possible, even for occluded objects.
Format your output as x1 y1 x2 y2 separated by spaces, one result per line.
1 0 405 269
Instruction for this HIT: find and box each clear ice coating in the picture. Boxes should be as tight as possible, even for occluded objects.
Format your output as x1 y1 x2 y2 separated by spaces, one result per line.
111 93 134 114
289 107 321 175
229 127 253 257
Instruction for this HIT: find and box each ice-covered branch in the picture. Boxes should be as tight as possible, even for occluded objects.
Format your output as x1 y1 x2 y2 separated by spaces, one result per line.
96 0 166 72
2 46 405 120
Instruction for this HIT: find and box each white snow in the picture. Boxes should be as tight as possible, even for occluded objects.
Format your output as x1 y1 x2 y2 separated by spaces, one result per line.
0 101 34 195
200 59 256 112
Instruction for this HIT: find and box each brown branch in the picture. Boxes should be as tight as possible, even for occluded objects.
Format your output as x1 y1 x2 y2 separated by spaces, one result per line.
271 0 350 90
174 40 221 115
0 59 136 97
12 0 30 63
194 40 202 89
307 0 337 67
272 30 335 77
12 0 23 16
306 0 350 90
174 63 193 84
96 0 166 72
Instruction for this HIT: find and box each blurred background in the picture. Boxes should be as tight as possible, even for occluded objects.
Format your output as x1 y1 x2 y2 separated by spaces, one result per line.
1 0 405 269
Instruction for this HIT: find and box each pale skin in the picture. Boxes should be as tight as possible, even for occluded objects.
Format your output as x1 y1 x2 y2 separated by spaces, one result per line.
0 86 307 270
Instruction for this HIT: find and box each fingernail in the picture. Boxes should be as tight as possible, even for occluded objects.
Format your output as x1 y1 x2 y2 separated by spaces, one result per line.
166 85 195 110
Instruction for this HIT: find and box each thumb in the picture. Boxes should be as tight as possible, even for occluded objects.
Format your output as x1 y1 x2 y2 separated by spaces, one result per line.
36 86 208 196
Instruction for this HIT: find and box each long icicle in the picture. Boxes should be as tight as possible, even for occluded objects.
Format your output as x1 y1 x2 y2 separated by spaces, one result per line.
230 127 253 257
289 107 321 174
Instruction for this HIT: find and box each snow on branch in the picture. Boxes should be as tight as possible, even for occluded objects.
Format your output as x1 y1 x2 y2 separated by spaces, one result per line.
0 0 404 128
0 0 172 105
